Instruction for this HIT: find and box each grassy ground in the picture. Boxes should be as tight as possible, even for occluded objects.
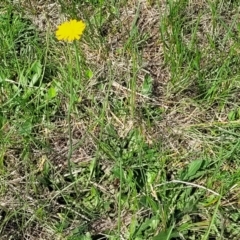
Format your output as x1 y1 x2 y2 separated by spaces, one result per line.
0 0 240 239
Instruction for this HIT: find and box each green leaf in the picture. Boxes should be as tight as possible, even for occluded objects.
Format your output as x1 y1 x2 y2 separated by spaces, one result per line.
129 216 138 237
47 86 57 99
29 60 42 86
19 119 32 136
134 216 160 237
141 75 153 96
31 60 42 76
153 230 179 240
85 69 93 79
183 159 203 180
228 110 236 121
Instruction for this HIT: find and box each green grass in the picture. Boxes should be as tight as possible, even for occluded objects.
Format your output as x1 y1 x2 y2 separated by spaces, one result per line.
0 0 240 239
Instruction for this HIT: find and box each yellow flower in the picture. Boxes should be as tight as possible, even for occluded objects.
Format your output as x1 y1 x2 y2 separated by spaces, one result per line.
56 19 86 42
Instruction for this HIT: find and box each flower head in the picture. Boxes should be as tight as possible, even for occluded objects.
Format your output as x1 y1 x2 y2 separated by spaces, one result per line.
56 19 86 42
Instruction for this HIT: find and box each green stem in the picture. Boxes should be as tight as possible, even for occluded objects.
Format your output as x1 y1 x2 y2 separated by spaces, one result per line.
74 41 82 90
67 44 74 180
